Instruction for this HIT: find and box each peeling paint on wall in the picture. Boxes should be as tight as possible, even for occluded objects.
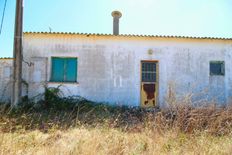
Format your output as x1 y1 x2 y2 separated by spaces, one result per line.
1 34 232 107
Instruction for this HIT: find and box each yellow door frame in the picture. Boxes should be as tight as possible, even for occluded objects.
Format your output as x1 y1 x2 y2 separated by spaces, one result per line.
140 60 159 107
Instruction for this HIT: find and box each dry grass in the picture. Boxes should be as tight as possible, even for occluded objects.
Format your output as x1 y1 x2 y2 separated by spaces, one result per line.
0 101 232 155
1 128 232 155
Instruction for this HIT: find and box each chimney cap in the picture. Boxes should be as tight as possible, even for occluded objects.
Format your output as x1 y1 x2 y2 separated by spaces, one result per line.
111 11 122 18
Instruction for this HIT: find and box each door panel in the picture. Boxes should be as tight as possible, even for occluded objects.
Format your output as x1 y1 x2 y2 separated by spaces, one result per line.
141 61 158 107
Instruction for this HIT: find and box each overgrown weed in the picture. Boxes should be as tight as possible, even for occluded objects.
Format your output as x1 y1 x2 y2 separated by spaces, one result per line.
0 87 232 154
0 89 232 135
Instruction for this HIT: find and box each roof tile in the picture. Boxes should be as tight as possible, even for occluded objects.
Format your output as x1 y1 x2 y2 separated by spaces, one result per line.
24 32 232 40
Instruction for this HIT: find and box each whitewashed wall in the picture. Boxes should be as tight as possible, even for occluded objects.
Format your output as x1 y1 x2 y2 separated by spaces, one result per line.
0 59 13 102
20 34 232 107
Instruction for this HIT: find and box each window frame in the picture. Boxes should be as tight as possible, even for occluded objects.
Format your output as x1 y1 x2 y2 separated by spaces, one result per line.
209 61 225 76
50 57 78 83
141 61 157 82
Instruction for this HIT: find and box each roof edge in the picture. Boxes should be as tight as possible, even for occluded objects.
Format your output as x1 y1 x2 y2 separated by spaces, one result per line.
0 57 13 60
24 31 232 41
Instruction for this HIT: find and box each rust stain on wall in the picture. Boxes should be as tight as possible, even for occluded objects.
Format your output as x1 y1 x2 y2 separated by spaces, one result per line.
143 84 156 105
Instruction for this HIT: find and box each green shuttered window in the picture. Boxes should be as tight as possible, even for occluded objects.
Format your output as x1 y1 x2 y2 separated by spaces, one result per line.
51 57 78 82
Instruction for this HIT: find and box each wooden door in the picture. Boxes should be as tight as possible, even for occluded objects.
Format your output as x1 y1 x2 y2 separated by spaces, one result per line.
141 61 158 107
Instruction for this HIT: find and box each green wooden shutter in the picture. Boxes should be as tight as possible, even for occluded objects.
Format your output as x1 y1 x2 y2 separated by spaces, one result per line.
51 58 65 82
65 58 77 82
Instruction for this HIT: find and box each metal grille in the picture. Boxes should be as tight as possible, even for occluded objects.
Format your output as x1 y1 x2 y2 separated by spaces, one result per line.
142 62 157 82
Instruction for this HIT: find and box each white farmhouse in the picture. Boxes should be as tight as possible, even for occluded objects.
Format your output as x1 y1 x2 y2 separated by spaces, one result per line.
1 32 232 107
1 11 232 107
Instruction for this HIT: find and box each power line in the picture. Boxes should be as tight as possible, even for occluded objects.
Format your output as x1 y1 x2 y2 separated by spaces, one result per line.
0 0 8 35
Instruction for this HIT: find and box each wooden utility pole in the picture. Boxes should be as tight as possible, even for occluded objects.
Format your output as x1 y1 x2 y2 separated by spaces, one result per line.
12 0 23 106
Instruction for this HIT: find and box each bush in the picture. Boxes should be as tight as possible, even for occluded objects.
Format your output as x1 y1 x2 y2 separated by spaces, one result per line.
0 86 232 135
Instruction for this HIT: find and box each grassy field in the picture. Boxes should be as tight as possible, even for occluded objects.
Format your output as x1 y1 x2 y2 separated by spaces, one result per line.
0 99 232 155
0 87 232 155
1 127 232 155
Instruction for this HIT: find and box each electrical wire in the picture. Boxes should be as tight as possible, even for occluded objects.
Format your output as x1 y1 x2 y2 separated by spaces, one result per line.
0 0 8 35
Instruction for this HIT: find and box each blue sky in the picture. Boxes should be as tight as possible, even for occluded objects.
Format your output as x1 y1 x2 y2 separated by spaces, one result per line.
0 0 232 57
